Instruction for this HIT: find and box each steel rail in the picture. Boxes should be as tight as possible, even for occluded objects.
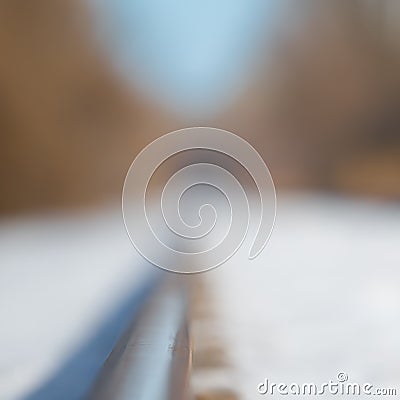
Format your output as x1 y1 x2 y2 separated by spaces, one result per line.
87 276 192 400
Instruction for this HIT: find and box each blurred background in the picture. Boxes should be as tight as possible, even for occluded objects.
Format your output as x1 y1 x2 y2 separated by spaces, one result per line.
0 1 399 399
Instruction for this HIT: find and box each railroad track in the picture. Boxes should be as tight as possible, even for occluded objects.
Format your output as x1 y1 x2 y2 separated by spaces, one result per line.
88 276 192 400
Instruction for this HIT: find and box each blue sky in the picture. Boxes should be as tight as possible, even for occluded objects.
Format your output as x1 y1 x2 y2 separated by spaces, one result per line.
94 0 284 118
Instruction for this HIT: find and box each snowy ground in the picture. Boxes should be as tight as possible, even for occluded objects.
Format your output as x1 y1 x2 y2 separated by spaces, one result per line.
0 206 152 400
0 193 399 399
200 193 400 399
